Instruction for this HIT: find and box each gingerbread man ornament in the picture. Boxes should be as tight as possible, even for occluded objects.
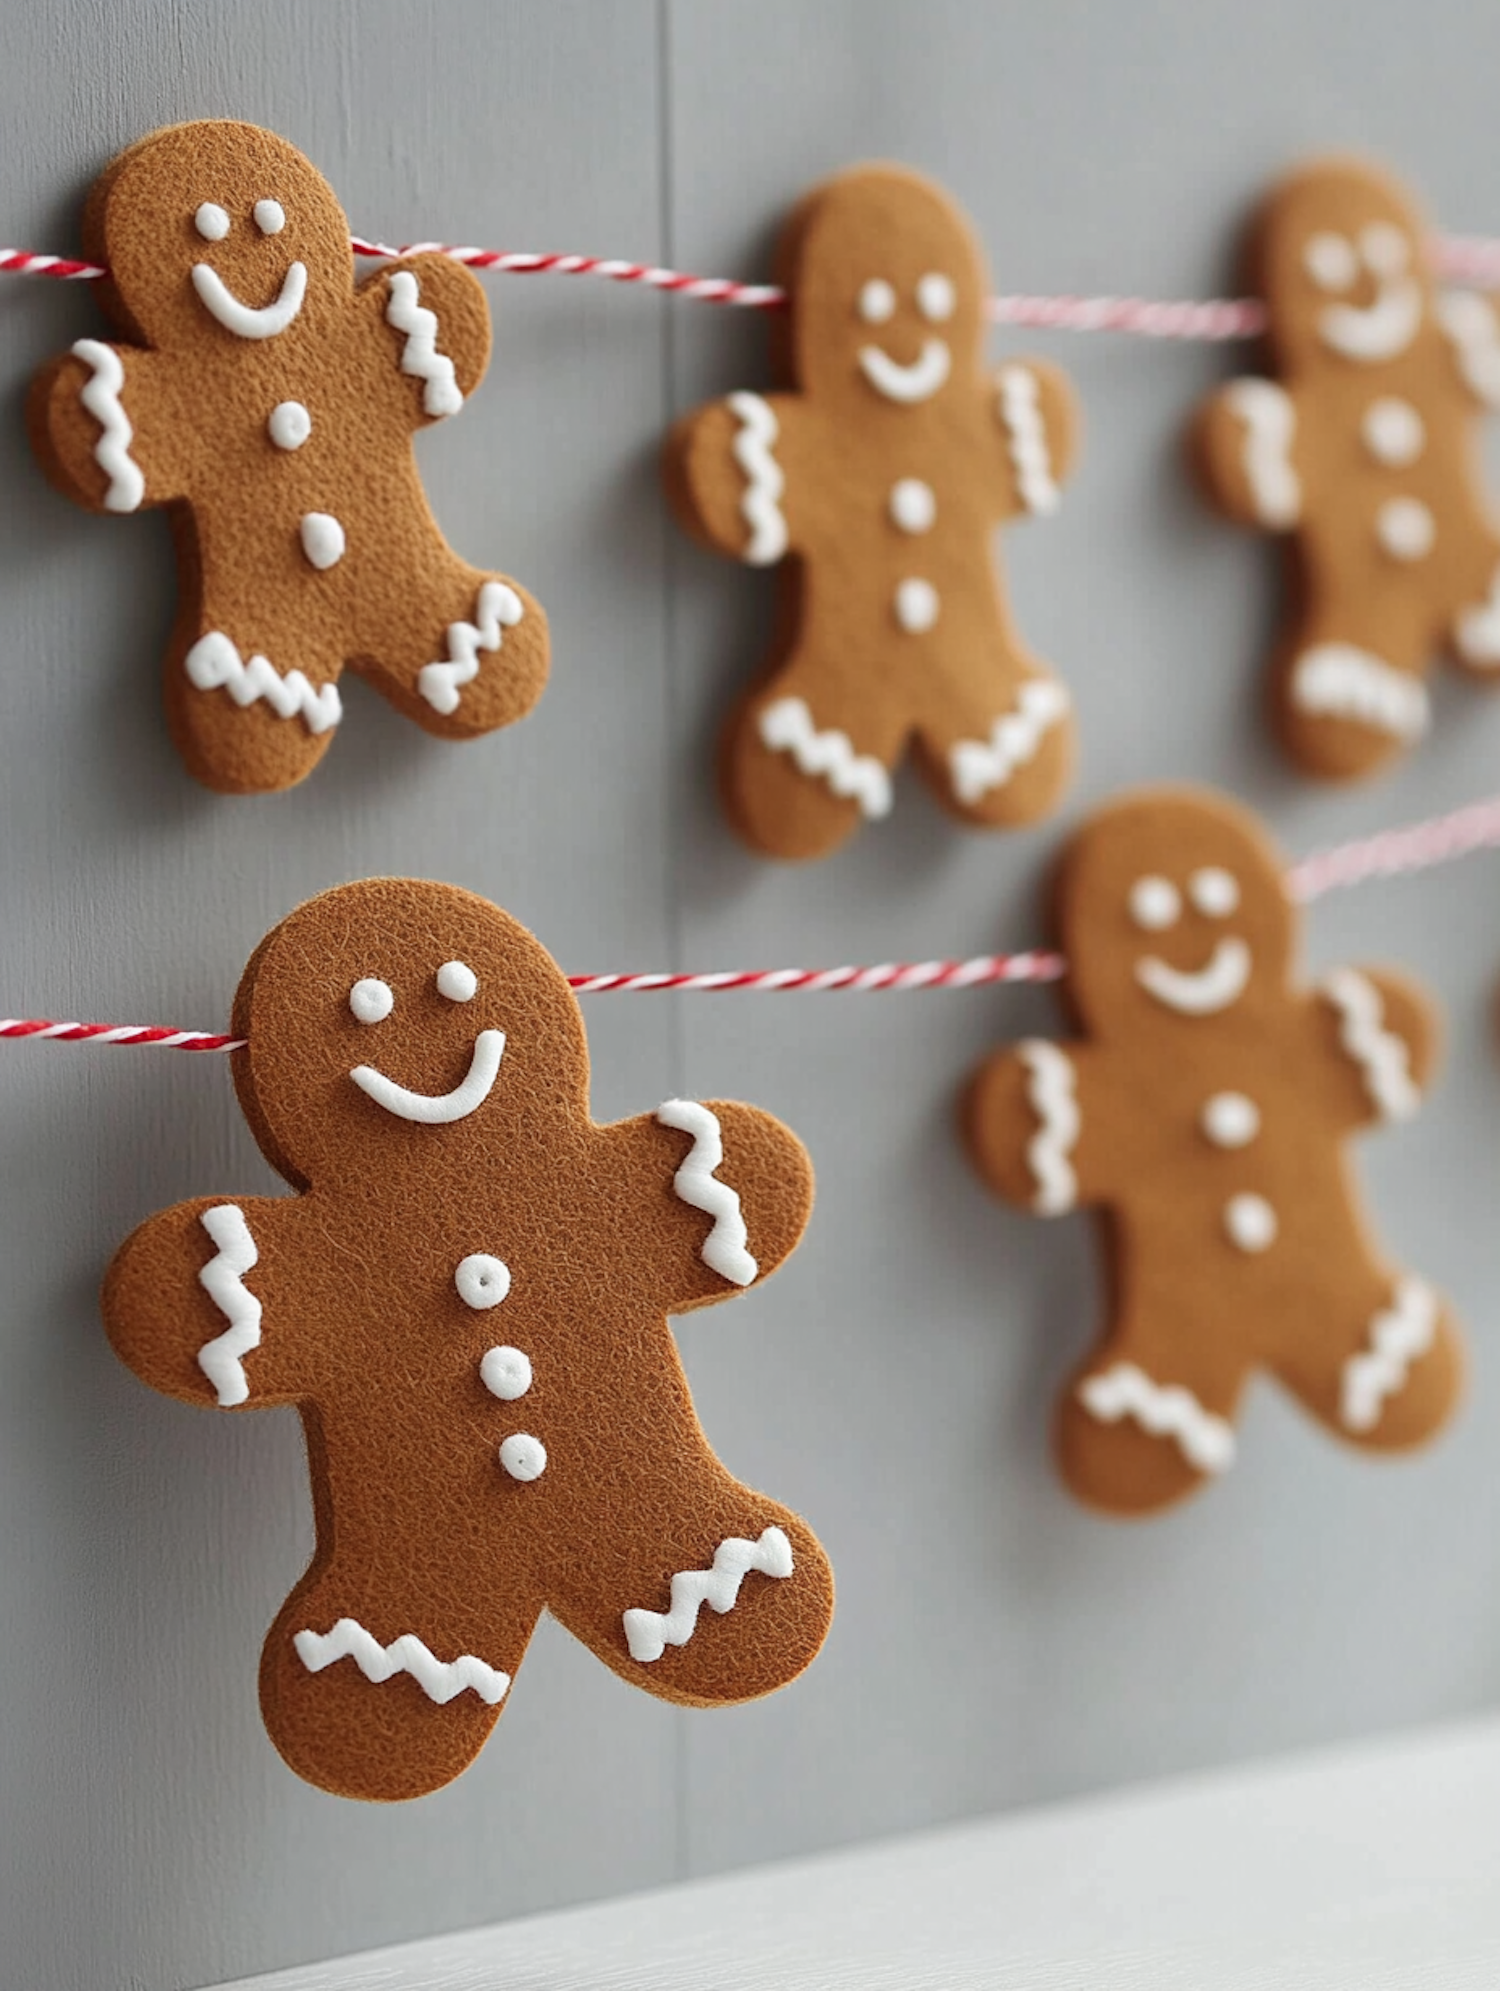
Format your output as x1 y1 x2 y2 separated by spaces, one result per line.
103 879 833 1800
966 787 1462 1516
1194 156 1500 780
29 120 548 794
665 164 1080 860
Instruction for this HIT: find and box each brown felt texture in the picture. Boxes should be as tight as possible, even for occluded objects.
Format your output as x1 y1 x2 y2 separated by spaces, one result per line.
663 163 1079 860
27 120 548 794
1190 155 1500 782
101 879 832 1801
963 785 1463 1517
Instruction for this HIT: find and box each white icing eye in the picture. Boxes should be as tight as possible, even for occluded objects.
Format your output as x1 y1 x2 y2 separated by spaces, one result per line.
1303 231 1357 291
254 198 286 236
1129 875 1181 932
436 960 478 1003
1189 867 1240 918
348 977 394 1024
1361 221 1409 278
859 278 897 324
194 202 231 242
498 1433 547 1482
480 1345 531 1401
916 271 956 323
457 1254 511 1311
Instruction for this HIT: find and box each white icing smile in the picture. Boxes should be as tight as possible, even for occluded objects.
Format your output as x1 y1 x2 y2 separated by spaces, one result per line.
1135 937 1252 1016
351 1028 505 1124
858 338 951 404
1308 224 1422 363
191 258 308 340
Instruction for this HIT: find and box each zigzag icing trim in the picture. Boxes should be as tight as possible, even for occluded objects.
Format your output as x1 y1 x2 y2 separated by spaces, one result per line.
293 1617 511 1705
417 580 525 715
997 364 1060 515
657 1098 757 1286
385 268 463 417
1322 968 1421 1122
622 1526 793 1663
185 632 343 735
1078 1362 1236 1475
949 678 1070 807
758 696 893 819
1017 1041 1079 1215
1226 377 1301 528
1291 644 1429 743
1437 291 1500 408
72 338 144 513
1341 1277 1438 1432
727 391 788 565
196 1204 262 1407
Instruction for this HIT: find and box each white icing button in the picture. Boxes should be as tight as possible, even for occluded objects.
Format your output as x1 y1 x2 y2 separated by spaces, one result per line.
1129 875 1181 932
348 977 394 1024
1377 496 1435 562
1224 1192 1277 1253
436 960 478 1003
253 198 286 236
300 512 346 571
1361 397 1424 467
894 577 939 633
1201 1092 1260 1149
1304 231 1357 291
859 278 896 324
457 1254 511 1311
268 400 311 451
194 201 230 242
499 1433 547 1482
916 271 956 323
480 1345 531 1401
889 478 937 534
1189 866 1240 918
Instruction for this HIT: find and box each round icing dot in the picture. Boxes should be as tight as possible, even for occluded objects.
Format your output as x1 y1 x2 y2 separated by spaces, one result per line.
1201 1091 1260 1149
299 512 346 571
1224 1192 1277 1254
499 1433 547 1482
916 271 956 323
253 198 286 236
480 1344 531 1401
1377 496 1436 562
1361 396 1424 467
1128 875 1181 932
349 978 394 1024
1361 221 1409 277
457 1254 511 1311
1303 231 1357 291
894 577 939 633
1189 866 1240 918
889 478 937 534
858 277 896 324
436 959 478 1003
268 400 312 451
194 201 231 242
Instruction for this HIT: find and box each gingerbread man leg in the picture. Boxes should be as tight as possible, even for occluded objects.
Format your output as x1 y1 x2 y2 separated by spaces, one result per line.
164 618 344 795
1273 590 1434 781
912 662 1074 830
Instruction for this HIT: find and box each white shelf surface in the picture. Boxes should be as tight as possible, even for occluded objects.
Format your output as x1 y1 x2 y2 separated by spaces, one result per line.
217 1714 1500 1990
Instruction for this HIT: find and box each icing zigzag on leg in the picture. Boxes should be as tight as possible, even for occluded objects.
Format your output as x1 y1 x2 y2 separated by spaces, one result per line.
418 581 525 715
1078 1362 1236 1475
758 696 893 818
657 1099 758 1286
949 678 1070 807
293 1617 511 1705
622 1526 794 1663
186 631 342 735
1290 645 1428 741
196 1204 262 1407
1341 1278 1437 1432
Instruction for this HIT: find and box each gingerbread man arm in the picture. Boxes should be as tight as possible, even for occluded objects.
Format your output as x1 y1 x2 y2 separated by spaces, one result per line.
990 358 1081 521
964 1038 1111 1215
1435 290 1500 411
101 1194 309 1411
663 390 823 566
1312 965 1440 1132
27 342 188 513
1191 376 1307 531
361 252 492 427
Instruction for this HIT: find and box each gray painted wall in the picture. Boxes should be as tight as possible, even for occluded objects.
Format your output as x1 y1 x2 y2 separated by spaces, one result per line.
3 4 1500 1986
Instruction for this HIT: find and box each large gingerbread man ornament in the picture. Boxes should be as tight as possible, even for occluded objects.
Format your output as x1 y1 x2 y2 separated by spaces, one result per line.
29 120 548 794
103 879 833 1800
1194 156 1500 780
965 787 1462 1516
665 164 1080 860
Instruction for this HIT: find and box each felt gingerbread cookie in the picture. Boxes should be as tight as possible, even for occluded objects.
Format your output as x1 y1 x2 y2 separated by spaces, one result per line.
102 878 832 1800
965 786 1462 1516
1194 155 1500 780
664 163 1080 860
29 119 548 794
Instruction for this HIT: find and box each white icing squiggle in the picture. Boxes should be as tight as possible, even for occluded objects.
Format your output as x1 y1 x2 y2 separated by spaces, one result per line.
1322 968 1421 1122
1437 291 1500 407
351 1029 506 1126
294 1618 511 1705
622 1526 793 1663
71 339 144 512
185 632 343 735
758 696 893 819
656 1099 758 1286
1134 937 1251 1016
1225 378 1300 528
997 365 1060 516
196 1205 262 1408
417 581 525 716
385 269 463 417
1341 1277 1438 1432
1078 1362 1236 1475
1291 645 1429 743
191 260 307 340
949 679 1071 808
726 391 787 565
1017 1041 1078 1215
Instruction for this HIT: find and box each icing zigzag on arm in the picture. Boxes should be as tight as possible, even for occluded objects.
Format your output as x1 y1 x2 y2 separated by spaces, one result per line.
196 1204 263 1407
726 391 788 564
71 340 145 512
1016 1041 1079 1214
293 1617 511 1705
1225 378 1301 527
758 697 893 819
1322 968 1421 1121
997 365 1061 516
622 1527 793 1662
385 269 464 417
418 581 525 716
656 1099 758 1286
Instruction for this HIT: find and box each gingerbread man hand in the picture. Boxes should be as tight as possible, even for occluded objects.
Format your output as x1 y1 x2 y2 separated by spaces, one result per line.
1192 156 1500 782
665 163 1080 860
103 878 833 1800
965 786 1462 1516
28 120 549 794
